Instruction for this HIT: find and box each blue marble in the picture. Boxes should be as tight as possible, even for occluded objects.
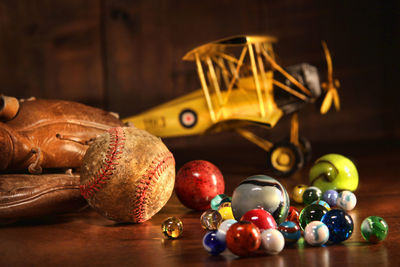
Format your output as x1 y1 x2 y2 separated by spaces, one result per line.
322 190 338 207
203 230 226 255
278 221 301 244
321 209 354 243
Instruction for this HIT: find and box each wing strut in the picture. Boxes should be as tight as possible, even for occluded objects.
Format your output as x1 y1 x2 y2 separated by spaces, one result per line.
195 53 216 122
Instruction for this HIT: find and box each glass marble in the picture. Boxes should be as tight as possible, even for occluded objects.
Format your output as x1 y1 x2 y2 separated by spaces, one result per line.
175 160 225 210
321 209 354 243
336 190 357 211
240 209 277 231
218 206 235 221
200 210 223 230
226 221 261 256
299 204 328 230
203 230 226 255
361 216 388 243
161 217 183 239
304 221 330 246
302 186 322 205
261 229 285 255
211 194 228 210
231 175 290 225
292 184 307 204
309 154 359 192
286 206 300 225
322 190 338 207
218 201 232 210
220 196 232 205
278 221 301 244
311 200 331 210
216 219 237 242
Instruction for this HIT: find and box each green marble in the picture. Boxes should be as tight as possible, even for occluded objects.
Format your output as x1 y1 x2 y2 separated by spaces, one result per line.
299 204 328 230
311 200 331 210
309 154 359 192
211 194 228 210
361 216 388 243
302 186 322 205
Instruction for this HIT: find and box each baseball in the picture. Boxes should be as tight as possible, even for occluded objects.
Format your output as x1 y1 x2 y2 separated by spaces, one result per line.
80 126 175 223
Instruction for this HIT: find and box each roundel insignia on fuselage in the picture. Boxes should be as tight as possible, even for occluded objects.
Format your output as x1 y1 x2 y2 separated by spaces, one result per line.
179 109 197 128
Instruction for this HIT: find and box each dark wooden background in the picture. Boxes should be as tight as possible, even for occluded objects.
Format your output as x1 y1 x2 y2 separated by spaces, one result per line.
0 0 398 144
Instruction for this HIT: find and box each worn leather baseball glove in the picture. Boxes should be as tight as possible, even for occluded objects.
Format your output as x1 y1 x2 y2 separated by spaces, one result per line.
0 95 123 174
0 172 86 224
0 95 125 222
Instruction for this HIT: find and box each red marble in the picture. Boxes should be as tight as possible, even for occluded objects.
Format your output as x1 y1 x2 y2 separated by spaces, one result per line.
286 206 300 225
175 160 224 210
225 221 261 257
240 209 277 231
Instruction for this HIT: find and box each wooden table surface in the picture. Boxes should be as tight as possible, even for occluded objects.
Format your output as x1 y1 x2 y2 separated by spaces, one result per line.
1 138 399 266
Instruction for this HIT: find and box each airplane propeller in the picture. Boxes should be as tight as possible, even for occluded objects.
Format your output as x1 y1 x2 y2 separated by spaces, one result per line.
320 41 340 114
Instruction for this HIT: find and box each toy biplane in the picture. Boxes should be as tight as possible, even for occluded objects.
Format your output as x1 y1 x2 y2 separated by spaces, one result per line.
123 35 340 175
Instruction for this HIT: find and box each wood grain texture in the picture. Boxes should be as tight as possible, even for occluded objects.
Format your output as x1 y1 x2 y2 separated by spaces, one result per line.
0 140 399 266
0 0 104 106
0 0 398 142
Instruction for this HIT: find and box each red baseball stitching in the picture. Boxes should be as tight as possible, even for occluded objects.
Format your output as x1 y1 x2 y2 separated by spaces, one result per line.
132 151 175 222
80 127 125 199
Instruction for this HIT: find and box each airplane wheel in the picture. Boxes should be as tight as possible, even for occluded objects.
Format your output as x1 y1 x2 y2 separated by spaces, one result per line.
283 136 312 163
268 141 304 176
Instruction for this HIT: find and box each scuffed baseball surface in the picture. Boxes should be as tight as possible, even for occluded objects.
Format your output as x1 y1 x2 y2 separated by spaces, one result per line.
80 127 175 223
